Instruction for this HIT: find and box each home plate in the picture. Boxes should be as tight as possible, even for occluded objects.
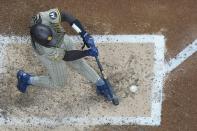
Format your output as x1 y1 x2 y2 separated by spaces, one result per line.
0 35 165 126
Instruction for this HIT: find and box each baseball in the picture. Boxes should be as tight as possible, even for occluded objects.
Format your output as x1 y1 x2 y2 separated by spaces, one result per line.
129 85 138 93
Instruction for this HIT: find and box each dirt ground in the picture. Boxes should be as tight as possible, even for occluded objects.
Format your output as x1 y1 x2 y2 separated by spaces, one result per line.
1 43 153 119
0 0 197 131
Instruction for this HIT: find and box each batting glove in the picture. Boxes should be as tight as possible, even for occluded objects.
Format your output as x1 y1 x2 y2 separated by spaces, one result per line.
86 47 98 57
82 33 96 48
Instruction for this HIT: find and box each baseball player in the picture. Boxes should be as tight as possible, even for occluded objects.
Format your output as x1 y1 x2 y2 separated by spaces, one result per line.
16 8 112 101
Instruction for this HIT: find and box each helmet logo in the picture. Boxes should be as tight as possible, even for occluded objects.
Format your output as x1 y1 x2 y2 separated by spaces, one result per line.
47 36 52 41
49 12 57 20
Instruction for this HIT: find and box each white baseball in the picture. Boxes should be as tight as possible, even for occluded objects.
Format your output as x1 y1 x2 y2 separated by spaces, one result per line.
129 85 138 93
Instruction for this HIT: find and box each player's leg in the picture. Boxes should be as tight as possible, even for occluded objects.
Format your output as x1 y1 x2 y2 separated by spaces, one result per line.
17 70 56 91
67 58 100 84
17 55 68 93
30 55 68 88
63 35 100 83
64 36 112 100
67 59 113 100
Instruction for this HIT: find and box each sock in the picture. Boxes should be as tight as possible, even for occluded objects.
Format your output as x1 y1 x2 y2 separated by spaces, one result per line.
28 76 34 85
96 78 105 86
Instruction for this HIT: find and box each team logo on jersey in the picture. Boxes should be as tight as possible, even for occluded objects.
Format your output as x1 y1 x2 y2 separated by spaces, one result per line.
49 12 57 20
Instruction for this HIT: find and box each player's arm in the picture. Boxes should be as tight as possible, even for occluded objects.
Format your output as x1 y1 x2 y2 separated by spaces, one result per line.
60 11 96 48
60 11 86 37
63 48 98 61
60 11 98 61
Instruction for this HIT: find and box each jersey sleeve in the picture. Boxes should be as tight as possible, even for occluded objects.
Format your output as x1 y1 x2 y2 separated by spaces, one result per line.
40 8 61 24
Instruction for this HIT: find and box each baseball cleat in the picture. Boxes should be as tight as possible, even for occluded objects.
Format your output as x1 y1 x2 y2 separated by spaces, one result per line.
96 79 119 105
17 70 31 93
96 84 113 101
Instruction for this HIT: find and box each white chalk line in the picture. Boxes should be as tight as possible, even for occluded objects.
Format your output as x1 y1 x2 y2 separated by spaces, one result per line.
165 39 197 73
0 35 165 126
0 34 164 45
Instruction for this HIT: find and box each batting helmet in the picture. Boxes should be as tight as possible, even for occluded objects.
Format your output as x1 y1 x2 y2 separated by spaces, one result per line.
30 24 57 47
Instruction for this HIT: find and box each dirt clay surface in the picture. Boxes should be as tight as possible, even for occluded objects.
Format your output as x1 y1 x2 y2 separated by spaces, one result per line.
0 0 197 131
0 42 154 119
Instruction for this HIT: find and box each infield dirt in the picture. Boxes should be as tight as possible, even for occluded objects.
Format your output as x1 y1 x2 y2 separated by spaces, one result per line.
0 42 154 119
0 0 197 130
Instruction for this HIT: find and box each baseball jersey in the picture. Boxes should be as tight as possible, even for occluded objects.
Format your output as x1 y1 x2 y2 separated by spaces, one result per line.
31 8 69 61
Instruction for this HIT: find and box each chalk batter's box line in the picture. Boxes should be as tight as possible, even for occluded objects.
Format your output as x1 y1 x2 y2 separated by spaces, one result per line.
0 35 165 126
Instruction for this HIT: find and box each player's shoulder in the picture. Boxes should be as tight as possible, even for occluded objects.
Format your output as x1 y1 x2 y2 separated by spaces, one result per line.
44 8 60 20
39 8 61 23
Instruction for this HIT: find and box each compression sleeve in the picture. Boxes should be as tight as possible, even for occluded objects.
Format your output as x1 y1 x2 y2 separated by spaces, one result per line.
60 11 86 36
61 11 90 61
63 50 89 61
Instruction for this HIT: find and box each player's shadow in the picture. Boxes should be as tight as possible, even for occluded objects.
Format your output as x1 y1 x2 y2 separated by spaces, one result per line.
14 89 37 108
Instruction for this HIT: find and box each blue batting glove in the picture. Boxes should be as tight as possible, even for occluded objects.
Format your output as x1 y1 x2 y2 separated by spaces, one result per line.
87 47 98 57
82 33 95 48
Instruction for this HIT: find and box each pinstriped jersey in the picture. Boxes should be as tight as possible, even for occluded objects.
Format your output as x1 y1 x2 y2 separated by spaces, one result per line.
31 8 69 61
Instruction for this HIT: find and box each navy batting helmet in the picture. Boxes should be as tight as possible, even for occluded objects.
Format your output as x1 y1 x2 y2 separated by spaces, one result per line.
30 24 57 47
